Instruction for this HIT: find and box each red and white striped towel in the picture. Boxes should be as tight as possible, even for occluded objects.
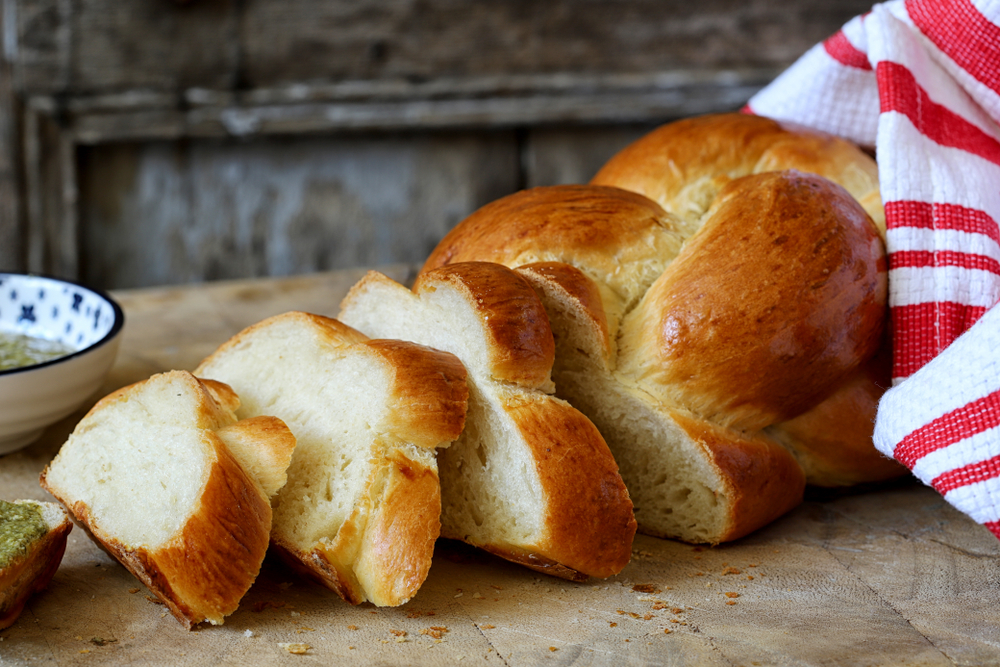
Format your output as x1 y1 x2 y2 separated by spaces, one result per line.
747 0 1000 539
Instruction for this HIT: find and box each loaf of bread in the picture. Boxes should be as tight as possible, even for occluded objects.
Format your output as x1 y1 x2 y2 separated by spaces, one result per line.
0 500 72 630
195 311 469 606
339 261 636 580
421 113 898 543
40 370 295 628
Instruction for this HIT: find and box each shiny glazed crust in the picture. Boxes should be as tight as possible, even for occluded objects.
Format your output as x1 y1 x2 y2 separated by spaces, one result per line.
0 503 72 630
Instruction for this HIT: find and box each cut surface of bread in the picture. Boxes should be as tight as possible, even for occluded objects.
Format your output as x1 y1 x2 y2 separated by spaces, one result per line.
421 122 893 544
0 500 72 630
40 370 291 628
339 262 636 579
195 311 469 606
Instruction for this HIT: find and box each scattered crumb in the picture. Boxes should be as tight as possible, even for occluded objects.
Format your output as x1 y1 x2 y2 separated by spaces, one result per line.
725 592 740 599
664 629 672 634
609 622 617 628
454 593 463 598
244 630 254 638
481 625 495 630
632 584 661 594
390 630 407 637
549 647 558 652
144 595 164 605
748 575 755 580
670 619 680 624
722 567 741 575
128 588 140 594
79 650 90 654
671 608 684 615
278 642 311 655
349 646 355 650
651 602 667 610
643 614 653 621
726 601 738 606
347 625 358 631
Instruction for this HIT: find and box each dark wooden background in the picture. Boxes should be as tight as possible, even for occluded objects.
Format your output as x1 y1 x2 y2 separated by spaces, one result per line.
0 0 872 289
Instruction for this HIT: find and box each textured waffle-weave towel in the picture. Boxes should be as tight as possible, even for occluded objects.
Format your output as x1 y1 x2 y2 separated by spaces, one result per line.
747 0 1000 538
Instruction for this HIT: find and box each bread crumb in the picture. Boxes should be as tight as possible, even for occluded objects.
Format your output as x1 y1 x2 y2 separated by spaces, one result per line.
420 628 443 640
145 595 164 605
128 588 140 594
722 567 741 575
243 630 254 638
609 622 617 628
643 614 653 621
726 600 738 606
390 630 407 637
725 592 739 598
632 584 661 594
454 593 463 598
278 642 311 654
549 647 558 652
664 629 671 634
79 650 90 654
671 608 684 615
481 625 495 630
348 625 358 630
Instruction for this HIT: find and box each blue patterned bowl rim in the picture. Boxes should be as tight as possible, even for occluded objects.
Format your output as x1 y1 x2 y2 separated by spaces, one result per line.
0 273 125 377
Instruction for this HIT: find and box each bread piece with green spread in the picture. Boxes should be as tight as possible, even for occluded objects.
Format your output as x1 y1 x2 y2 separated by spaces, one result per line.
0 499 72 630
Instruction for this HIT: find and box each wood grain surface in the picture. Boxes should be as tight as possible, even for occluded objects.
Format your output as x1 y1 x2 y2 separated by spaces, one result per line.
1 268 998 666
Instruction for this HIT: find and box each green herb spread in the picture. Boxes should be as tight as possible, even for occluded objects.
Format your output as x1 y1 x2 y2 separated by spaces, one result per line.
0 331 75 371
0 500 48 569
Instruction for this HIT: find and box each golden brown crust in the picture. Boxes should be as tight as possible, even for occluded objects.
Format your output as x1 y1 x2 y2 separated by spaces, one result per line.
413 263 557 388
591 112 883 233
515 262 613 367
271 449 442 607
617 171 887 430
669 412 806 543
500 392 636 579
360 339 470 448
422 187 684 308
0 508 72 630
355 449 442 605
769 344 907 486
42 435 271 629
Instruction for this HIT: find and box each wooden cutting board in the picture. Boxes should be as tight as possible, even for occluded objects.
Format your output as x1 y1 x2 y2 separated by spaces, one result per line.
2 266 998 667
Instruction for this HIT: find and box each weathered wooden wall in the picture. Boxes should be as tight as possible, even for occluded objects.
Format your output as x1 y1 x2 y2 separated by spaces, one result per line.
0 0 874 289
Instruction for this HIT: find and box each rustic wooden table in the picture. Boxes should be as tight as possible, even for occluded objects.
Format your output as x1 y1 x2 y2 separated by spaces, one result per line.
2 267 998 667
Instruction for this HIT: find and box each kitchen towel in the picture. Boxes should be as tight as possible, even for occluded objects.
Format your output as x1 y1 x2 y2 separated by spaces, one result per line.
747 0 1000 538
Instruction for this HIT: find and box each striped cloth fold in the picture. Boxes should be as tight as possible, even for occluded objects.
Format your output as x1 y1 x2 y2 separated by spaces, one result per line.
746 0 1000 539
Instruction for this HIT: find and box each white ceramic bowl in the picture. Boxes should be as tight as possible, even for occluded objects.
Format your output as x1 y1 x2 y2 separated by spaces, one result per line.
0 273 124 455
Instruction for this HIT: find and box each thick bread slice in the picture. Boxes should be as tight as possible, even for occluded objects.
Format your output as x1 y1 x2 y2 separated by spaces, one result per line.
40 370 291 629
0 500 72 630
339 262 636 580
194 311 469 606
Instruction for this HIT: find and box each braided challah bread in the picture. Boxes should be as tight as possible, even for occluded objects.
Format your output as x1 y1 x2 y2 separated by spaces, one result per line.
422 113 902 544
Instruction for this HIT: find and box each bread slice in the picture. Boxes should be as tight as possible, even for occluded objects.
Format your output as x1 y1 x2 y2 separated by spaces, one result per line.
0 500 72 630
421 169 888 543
40 370 294 629
339 262 636 580
194 311 469 606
